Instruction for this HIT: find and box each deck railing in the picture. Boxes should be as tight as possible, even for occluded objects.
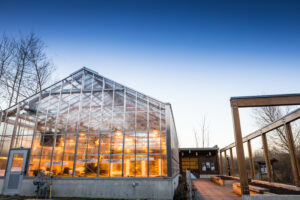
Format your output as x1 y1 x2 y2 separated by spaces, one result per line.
221 94 300 195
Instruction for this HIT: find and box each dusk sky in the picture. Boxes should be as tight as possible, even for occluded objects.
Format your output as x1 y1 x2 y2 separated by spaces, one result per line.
1 0 300 148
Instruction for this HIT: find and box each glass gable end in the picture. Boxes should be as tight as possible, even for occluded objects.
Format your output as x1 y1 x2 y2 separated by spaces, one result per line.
0 68 168 177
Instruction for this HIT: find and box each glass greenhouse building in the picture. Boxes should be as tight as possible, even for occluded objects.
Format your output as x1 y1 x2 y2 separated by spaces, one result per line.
0 67 179 199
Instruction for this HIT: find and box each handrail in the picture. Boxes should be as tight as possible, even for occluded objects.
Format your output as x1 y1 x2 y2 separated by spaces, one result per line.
221 107 300 151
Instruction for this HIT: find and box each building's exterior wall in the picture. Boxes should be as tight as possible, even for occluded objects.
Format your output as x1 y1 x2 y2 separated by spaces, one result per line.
0 68 180 198
166 104 179 177
20 176 179 199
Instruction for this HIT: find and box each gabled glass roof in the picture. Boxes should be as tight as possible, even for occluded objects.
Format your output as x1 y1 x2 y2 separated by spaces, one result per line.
1 67 166 115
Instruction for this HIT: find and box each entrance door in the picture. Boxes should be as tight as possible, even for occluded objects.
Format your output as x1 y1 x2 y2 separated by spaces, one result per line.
3 149 29 195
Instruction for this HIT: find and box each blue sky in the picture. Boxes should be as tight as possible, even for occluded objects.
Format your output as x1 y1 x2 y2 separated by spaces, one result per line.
1 0 300 148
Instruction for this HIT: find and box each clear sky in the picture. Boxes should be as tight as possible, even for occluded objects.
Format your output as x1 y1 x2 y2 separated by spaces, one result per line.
1 0 300 148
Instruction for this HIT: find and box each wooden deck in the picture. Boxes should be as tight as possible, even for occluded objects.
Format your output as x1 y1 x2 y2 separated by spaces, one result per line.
193 179 241 200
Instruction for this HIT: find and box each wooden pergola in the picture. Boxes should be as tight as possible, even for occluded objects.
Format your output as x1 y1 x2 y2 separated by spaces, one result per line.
220 94 300 195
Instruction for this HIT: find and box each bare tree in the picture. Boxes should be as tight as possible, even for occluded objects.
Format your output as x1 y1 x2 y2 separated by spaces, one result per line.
0 32 54 109
194 128 199 147
0 34 15 79
252 106 300 153
194 115 210 148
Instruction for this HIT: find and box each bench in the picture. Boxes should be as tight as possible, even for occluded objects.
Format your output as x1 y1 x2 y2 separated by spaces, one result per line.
232 182 272 196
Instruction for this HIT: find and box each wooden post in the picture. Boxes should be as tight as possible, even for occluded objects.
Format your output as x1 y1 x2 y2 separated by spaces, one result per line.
262 133 273 182
229 148 236 176
216 151 221 175
247 140 255 180
224 150 229 176
231 105 249 194
220 151 224 175
285 123 300 186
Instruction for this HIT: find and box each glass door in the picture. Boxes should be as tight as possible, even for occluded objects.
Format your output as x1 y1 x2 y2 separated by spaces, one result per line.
3 149 29 195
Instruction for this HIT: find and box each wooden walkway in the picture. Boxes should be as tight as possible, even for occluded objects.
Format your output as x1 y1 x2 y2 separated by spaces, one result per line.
193 179 241 200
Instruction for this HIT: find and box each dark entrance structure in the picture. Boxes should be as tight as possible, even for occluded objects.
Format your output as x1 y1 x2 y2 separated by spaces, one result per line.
179 147 219 177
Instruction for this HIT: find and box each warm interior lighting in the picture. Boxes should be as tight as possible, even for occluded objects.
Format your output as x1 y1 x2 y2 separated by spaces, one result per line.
95 139 99 145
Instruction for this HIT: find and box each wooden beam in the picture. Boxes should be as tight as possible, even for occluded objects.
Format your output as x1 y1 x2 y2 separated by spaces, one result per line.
262 133 273 182
247 140 255 180
231 106 249 194
221 107 300 151
224 150 229 176
220 151 224 175
285 123 300 186
231 94 300 108
229 148 236 177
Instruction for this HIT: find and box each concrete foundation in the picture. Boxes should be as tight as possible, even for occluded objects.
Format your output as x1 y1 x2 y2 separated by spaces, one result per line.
17 175 179 199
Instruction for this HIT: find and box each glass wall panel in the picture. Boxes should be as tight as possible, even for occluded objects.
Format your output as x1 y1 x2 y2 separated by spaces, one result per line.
51 155 63 176
75 155 86 177
149 130 160 154
136 155 147 177
39 156 51 174
99 155 110 177
124 133 135 154
100 133 110 154
62 155 74 177
136 132 148 154
64 135 76 155
86 154 98 177
0 156 7 176
162 154 167 176
149 155 161 177
136 112 147 132
161 132 167 154
110 155 122 177
124 155 135 177
76 134 88 155
28 155 40 176
87 134 99 155
111 131 123 154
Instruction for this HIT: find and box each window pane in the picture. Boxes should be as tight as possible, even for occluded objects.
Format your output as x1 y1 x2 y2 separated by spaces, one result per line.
100 134 110 154
136 155 148 177
64 135 76 155
53 135 64 155
41 134 54 155
149 155 161 177
136 112 147 132
0 156 7 176
149 130 160 154
111 131 123 154
162 154 167 177
76 134 88 155
28 155 40 176
136 133 147 154
87 134 99 155
39 156 51 174
161 132 166 154
51 155 63 176
110 155 122 177
62 155 74 177
124 133 135 154
75 155 86 177
124 155 135 177
99 155 109 177
10 153 24 172
86 155 97 177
